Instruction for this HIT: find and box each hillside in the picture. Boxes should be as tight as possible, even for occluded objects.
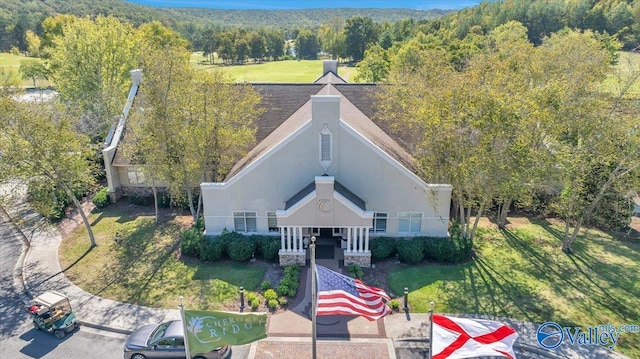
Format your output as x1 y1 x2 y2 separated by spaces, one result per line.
0 0 448 34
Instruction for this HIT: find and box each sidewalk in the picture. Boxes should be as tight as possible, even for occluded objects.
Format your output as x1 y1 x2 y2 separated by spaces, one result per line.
5 192 630 359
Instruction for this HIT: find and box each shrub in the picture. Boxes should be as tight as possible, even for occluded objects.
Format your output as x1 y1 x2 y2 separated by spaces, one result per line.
370 237 396 260
264 289 278 301
246 292 258 303
200 237 226 262
347 264 364 279
267 299 278 310
276 283 290 297
250 298 260 311
127 194 153 206
261 280 272 291
180 228 202 257
92 187 110 209
423 223 473 263
389 299 400 311
226 234 257 262
396 238 425 264
157 192 171 208
277 296 288 306
255 236 280 261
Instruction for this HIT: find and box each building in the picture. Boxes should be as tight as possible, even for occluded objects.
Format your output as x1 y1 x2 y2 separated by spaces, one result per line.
103 61 452 267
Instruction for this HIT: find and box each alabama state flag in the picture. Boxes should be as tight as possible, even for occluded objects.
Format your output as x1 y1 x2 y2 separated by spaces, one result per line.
432 314 519 359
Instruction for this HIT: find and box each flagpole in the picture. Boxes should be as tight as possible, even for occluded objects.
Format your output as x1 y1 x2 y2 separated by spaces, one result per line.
179 296 192 359
311 236 317 359
428 301 434 359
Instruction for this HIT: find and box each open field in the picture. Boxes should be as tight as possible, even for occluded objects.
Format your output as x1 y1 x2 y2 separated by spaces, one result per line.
0 53 52 88
190 53 359 83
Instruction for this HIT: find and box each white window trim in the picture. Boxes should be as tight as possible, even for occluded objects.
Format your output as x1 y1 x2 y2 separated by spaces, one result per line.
267 211 279 232
126 167 146 185
233 211 257 233
398 212 423 234
370 212 388 234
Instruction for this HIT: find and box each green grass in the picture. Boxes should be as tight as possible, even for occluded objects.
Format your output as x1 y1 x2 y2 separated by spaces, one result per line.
59 205 266 311
0 53 51 88
190 53 358 83
388 219 640 357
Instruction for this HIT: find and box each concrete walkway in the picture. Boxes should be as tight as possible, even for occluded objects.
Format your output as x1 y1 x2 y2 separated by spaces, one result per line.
3 190 630 359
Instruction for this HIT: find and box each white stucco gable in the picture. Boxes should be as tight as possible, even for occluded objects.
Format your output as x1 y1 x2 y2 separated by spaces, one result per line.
200 85 451 238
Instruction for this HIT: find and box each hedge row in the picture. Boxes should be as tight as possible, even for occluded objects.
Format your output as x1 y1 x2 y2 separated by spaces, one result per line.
180 230 281 263
369 223 472 264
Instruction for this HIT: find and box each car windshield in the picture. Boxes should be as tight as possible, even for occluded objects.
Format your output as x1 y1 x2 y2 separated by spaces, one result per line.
148 322 171 344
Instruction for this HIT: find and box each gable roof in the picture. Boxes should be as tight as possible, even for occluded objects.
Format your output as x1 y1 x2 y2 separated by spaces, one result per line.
223 82 416 182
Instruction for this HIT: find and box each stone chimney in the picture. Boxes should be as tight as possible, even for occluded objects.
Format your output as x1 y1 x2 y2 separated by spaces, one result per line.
322 60 338 76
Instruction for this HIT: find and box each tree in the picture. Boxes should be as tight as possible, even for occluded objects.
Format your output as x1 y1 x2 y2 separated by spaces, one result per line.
0 99 98 247
48 15 143 138
25 30 41 57
128 46 262 222
264 28 285 61
247 32 266 63
318 18 346 60
201 29 217 64
354 45 390 82
295 30 320 60
344 16 378 62
19 60 49 87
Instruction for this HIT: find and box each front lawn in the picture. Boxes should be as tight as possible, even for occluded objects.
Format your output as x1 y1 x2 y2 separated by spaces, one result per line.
388 218 640 357
59 205 266 311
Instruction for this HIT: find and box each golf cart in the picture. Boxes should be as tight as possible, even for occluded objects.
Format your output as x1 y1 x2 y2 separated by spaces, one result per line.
28 290 79 339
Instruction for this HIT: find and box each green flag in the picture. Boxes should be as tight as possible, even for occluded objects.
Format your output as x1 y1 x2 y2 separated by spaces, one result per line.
183 310 267 350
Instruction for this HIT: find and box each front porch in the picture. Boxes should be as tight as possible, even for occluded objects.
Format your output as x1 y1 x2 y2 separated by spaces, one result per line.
278 226 372 267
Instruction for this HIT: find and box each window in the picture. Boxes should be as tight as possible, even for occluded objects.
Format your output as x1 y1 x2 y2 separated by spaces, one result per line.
233 211 257 232
370 212 388 233
321 133 331 161
398 212 422 233
319 125 333 169
267 212 279 232
126 168 145 184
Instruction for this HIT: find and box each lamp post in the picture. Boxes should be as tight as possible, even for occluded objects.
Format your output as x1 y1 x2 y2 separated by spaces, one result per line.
239 286 245 313
403 287 409 312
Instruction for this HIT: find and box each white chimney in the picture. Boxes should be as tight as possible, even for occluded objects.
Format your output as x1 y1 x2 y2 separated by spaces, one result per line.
322 60 338 76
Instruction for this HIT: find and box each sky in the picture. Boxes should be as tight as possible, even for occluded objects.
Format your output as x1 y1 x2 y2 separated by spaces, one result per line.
125 0 483 10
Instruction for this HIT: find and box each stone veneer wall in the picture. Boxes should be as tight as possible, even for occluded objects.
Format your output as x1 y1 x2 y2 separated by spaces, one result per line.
344 252 371 268
279 251 306 267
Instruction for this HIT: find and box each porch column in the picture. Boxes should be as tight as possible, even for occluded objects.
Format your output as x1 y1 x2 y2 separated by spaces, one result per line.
365 228 370 252
294 227 299 252
280 227 285 250
346 227 352 253
287 226 293 252
358 227 364 253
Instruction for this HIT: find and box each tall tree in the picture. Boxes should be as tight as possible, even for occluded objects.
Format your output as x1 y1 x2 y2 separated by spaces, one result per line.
48 15 143 138
129 46 262 221
295 30 320 60
318 18 346 60
344 16 378 62
0 99 98 247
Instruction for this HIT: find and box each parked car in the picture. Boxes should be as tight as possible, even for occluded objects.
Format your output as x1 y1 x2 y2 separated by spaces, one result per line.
123 320 230 359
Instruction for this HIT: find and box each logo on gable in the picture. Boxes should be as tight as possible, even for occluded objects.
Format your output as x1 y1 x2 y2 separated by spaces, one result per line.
317 199 332 213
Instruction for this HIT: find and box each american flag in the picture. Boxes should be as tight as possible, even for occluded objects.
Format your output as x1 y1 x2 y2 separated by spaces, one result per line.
315 264 391 321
